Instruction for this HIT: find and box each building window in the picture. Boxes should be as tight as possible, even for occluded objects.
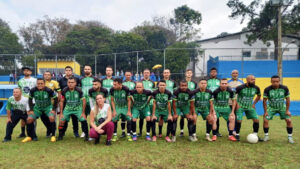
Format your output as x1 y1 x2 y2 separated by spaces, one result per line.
242 51 251 57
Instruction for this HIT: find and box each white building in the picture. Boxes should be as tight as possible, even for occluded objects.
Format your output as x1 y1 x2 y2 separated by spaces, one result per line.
193 31 299 77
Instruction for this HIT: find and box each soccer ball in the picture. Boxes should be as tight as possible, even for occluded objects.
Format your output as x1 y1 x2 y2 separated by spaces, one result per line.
247 133 258 144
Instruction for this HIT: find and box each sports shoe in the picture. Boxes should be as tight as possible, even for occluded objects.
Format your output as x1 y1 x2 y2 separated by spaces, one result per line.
120 132 126 138
127 135 133 142
50 136 56 142
112 135 118 142
158 134 163 138
17 133 26 138
212 135 217 141
58 135 63 141
32 137 38 141
146 135 151 141
179 132 184 137
84 137 89 141
152 136 157 142
235 135 240 141
88 138 94 141
74 132 80 138
165 136 171 142
193 136 198 141
228 135 237 142
137 133 142 137
2 139 11 142
94 138 100 144
263 135 269 142
46 130 52 138
288 136 294 144
80 132 85 138
216 132 222 137
22 137 32 143
132 135 137 141
106 140 112 146
189 136 196 142
171 136 176 142
205 135 212 142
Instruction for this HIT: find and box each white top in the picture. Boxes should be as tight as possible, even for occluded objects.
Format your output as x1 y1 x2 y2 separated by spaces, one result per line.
92 103 110 121
6 96 30 113
18 77 37 97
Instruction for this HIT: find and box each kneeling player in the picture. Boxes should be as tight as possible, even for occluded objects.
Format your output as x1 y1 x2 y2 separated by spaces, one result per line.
110 78 132 142
130 82 152 141
151 80 173 142
193 79 217 141
235 75 261 141
213 79 236 141
58 78 89 141
263 75 294 144
172 80 194 142
22 78 58 143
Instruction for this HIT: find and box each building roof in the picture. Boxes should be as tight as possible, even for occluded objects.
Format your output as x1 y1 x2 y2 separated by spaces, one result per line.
195 31 251 43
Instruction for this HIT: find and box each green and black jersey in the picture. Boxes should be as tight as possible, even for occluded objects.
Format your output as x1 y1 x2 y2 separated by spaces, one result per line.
88 87 108 108
123 80 136 90
101 77 114 94
165 79 177 94
213 87 235 108
263 85 290 111
110 85 130 108
130 89 152 110
187 80 197 90
61 87 84 111
236 84 261 109
193 88 213 110
173 88 194 108
29 87 57 110
80 76 95 102
152 89 172 112
142 79 156 91
207 78 220 92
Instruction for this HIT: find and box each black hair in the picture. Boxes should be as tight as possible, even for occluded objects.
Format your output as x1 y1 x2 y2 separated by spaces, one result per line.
37 78 45 82
113 78 123 84
210 67 217 72
271 75 280 79
65 66 73 71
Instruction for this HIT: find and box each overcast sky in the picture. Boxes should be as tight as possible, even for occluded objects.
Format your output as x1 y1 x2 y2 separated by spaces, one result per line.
0 0 252 39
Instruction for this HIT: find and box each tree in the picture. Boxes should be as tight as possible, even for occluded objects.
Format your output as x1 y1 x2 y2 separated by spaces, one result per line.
227 0 298 59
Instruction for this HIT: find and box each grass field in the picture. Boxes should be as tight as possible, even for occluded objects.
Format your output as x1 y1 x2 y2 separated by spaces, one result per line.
0 116 299 169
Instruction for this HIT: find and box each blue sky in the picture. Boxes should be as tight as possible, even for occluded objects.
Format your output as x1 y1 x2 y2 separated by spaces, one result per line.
0 0 251 39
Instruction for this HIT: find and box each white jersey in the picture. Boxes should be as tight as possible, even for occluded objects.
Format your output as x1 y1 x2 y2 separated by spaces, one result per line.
18 77 37 97
6 96 30 113
92 103 110 121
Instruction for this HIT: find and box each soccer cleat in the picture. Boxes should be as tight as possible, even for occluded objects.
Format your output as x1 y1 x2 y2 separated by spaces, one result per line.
17 133 26 138
212 135 217 141
205 135 212 142
165 136 171 142
112 135 118 142
106 140 112 146
46 130 52 138
2 139 11 143
120 132 126 138
179 132 184 137
158 134 163 138
88 138 94 141
132 135 137 141
288 136 294 144
137 133 142 137
263 135 269 142
172 136 176 142
84 137 89 141
216 133 223 137
50 136 56 142
152 136 157 142
127 135 133 142
94 138 100 144
74 132 80 138
80 132 85 138
22 137 32 143
32 137 38 141
228 135 237 142
235 135 240 141
146 135 151 141
189 136 196 142
193 136 198 141
58 136 63 141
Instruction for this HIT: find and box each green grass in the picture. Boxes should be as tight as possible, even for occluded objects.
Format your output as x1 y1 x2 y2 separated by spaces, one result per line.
0 116 299 169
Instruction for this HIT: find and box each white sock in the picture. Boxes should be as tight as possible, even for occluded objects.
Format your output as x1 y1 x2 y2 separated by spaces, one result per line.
265 133 269 136
146 132 150 136
133 132 136 135
288 134 292 137
114 133 117 136
181 130 184 132
253 132 258 136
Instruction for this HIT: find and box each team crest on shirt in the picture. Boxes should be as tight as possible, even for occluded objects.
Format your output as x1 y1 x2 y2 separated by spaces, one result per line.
252 90 255 95
44 94 48 99
122 93 125 97
205 94 209 99
49 83 53 87
75 93 78 98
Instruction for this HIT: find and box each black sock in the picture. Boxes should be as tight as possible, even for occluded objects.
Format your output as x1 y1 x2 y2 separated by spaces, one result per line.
264 127 269 134
58 124 64 137
132 121 136 134
227 120 230 132
229 130 233 136
253 122 259 133
121 120 126 133
206 121 212 134
21 126 25 135
27 123 36 139
180 118 184 131
236 122 241 134
188 120 194 136
114 121 118 134
50 122 56 136
193 125 196 134
287 127 293 134
172 119 177 136
216 118 220 133
81 121 89 138
152 120 156 136
159 125 163 135
146 121 151 134
63 121 68 134
127 121 132 135
167 120 173 137
139 119 144 134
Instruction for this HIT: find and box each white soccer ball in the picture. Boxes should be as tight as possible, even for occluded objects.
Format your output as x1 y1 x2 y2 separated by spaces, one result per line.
247 133 258 144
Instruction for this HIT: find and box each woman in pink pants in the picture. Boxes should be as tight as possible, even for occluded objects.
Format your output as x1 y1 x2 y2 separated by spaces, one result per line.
89 94 114 145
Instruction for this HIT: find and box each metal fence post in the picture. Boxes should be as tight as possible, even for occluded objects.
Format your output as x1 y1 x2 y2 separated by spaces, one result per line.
34 54 37 77
136 51 139 76
163 49 166 70
95 55 97 76
114 53 117 76
241 49 244 80
55 55 58 80
14 55 17 84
